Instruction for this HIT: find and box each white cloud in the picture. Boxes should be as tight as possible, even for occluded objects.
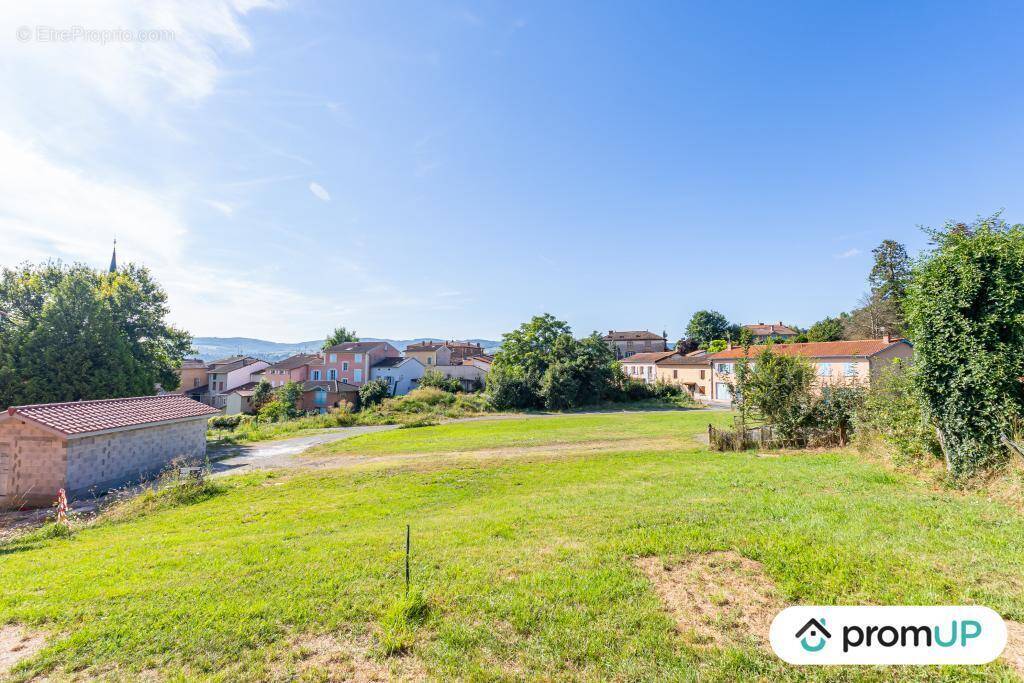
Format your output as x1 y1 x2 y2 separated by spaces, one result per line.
204 199 236 217
835 248 861 259
308 181 331 202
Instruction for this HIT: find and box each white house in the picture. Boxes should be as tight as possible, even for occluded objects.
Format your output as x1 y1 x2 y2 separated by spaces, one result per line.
370 356 425 396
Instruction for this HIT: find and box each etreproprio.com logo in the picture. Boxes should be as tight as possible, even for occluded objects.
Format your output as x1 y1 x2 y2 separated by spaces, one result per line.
770 607 1007 665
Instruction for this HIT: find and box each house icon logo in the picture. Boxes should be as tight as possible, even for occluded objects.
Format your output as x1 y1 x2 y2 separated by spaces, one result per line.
795 618 831 652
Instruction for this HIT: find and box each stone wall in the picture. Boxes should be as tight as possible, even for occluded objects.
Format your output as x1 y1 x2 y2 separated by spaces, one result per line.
65 418 208 497
0 418 67 509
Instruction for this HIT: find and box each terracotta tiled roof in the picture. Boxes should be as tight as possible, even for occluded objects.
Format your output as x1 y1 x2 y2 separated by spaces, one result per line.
301 380 360 393
657 353 712 366
620 351 677 364
265 353 319 371
602 330 666 342
708 338 910 360
323 341 388 354
4 395 221 437
742 323 798 336
405 343 445 352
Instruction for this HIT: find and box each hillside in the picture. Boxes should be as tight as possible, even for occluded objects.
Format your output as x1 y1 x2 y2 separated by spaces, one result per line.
191 336 501 361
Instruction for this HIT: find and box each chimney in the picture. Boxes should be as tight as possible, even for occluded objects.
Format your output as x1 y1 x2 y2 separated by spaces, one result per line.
882 333 891 343
727 341 733 350
777 320 783 326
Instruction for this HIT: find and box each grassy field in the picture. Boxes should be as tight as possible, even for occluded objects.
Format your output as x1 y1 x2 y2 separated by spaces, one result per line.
1 411 1022 681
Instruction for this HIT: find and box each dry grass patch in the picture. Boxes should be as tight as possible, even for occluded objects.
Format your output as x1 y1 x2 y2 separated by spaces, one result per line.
0 624 46 678
1005 620 1024 677
270 633 425 682
635 551 784 650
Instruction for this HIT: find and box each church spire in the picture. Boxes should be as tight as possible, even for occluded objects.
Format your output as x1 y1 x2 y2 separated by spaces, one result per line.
109 238 117 273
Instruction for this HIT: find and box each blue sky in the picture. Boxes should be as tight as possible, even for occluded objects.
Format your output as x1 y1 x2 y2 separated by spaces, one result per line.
2 2 1022 341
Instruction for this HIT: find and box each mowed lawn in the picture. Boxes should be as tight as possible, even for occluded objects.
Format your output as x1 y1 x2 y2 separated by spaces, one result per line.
1 411 1023 681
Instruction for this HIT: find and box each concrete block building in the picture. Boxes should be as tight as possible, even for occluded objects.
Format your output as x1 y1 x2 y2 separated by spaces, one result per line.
0 395 220 509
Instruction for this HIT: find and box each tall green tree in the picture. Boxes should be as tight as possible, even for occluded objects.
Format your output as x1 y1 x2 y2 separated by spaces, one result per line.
905 215 1024 476
0 262 191 407
491 313 572 381
685 310 731 348
806 315 847 342
323 326 358 349
869 240 912 306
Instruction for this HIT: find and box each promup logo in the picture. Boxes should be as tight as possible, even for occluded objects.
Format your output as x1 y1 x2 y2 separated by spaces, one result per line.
770 606 1007 665
795 618 831 652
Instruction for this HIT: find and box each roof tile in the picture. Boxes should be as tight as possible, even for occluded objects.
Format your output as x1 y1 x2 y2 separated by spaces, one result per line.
6 395 221 436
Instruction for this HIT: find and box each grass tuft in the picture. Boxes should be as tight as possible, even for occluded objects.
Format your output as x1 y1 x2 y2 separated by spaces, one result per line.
378 587 430 656
102 476 227 524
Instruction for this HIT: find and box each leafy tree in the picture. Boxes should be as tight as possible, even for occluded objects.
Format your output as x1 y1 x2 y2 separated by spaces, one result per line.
855 359 941 465
277 381 304 418
685 310 731 348
0 261 190 407
905 215 1024 476
732 345 815 439
251 379 274 413
486 370 536 410
492 313 572 381
359 378 391 406
807 315 846 342
258 399 289 423
323 326 358 349
705 339 728 353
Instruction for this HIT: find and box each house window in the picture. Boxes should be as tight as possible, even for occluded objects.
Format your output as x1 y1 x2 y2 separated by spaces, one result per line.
329 354 337 363
311 370 321 381
314 389 327 405
427 357 433 365
700 370 706 379
355 354 362 363
342 378 348 384
354 369 363 383
716 363 732 374
193 378 200 387
342 361 349 371
844 362 857 377
328 369 337 380
818 363 832 377
673 369 678 379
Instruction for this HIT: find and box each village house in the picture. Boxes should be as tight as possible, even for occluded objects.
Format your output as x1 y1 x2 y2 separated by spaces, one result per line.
742 322 799 342
298 380 360 413
315 341 400 386
445 340 485 364
370 357 425 396
602 330 667 359
462 354 494 372
655 353 713 399
403 342 453 367
187 356 269 409
706 336 914 402
619 351 676 384
254 353 320 387
175 359 207 393
0 395 219 509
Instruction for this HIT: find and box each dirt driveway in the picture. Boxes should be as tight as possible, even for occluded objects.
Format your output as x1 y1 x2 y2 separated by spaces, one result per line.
208 425 399 475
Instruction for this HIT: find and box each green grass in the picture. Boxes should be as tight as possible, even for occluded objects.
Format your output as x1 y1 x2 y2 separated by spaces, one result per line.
1 411 1022 681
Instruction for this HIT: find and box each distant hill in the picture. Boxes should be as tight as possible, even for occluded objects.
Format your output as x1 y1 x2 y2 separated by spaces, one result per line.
190 336 501 362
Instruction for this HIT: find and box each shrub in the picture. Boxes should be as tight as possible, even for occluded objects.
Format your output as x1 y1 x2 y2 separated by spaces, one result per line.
359 378 391 407
808 385 865 444
208 414 243 430
487 371 538 410
419 369 461 393
856 359 941 465
258 399 289 423
733 345 815 439
539 362 582 410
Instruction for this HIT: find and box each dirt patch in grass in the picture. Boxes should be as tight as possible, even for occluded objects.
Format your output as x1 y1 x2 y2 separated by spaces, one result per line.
635 551 784 649
0 624 46 677
271 633 425 682
1005 620 1024 677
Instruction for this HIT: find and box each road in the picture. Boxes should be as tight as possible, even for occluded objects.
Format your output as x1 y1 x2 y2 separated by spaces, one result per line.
208 424 399 476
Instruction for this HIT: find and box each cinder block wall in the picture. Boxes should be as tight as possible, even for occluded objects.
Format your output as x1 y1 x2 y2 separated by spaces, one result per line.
0 419 67 509
65 418 208 497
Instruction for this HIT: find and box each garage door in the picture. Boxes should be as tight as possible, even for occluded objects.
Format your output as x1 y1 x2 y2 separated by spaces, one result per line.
715 382 732 402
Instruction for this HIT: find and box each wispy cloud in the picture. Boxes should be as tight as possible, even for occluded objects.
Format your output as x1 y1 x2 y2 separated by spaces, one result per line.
835 248 862 259
204 199 236 217
308 181 331 202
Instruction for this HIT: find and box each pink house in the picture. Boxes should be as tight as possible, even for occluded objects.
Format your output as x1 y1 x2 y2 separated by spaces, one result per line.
256 353 321 388
312 341 400 387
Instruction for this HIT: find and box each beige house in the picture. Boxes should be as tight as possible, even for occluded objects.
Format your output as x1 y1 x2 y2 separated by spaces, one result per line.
707 337 913 403
403 342 453 367
175 359 207 393
0 395 219 509
655 353 713 399
742 322 799 342
620 351 675 384
602 330 667 359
